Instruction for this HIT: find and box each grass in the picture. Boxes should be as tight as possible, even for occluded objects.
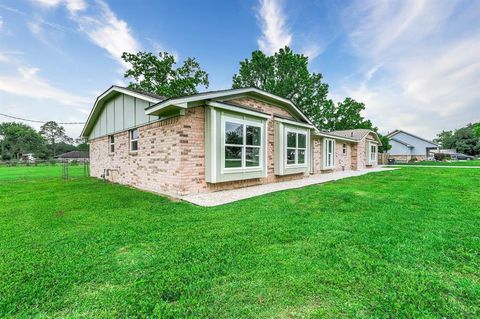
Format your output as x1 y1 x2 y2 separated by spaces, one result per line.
0 166 479 318
394 159 480 166
0 164 87 180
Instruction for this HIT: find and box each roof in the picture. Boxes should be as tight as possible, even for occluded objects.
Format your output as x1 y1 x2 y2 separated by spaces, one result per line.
329 129 382 144
386 129 438 146
119 86 167 101
145 87 313 125
57 151 89 159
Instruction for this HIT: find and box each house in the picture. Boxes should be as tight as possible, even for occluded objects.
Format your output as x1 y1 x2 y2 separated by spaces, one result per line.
386 129 438 162
20 153 36 162
56 151 89 162
81 86 381 197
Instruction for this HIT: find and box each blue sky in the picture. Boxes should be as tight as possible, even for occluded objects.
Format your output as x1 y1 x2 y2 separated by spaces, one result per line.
0 0 479 139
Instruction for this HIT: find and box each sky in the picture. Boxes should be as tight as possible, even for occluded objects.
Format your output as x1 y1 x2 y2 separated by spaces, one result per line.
0 0 479 140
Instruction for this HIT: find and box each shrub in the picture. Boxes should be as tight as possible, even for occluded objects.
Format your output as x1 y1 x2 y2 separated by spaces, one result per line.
434 153 451 161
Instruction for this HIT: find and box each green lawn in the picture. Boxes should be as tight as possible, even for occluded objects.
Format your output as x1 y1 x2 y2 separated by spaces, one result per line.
1 166 479 318
395 159 480 166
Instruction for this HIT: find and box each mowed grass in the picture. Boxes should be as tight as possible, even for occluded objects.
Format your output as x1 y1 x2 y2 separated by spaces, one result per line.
0 167 479 318
0 164 87 180
399 160 480 166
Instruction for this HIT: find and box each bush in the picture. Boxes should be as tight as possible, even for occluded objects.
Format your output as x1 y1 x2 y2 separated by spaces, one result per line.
434 153 451 161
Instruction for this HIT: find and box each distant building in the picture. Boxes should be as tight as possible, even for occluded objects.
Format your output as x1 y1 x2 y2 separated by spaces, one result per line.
386 130 438 162
56 151 89 162
20 153 36 162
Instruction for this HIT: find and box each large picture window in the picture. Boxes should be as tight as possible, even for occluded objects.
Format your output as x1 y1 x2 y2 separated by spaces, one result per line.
286 131 307 166
224 120 262 170
323 138 335 169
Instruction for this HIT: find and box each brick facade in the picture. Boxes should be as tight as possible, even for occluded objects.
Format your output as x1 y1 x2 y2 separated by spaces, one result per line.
89 97 378 197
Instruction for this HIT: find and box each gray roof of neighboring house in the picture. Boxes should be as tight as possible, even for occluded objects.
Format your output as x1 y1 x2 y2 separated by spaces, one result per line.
329 129 374 141
386 129 438 146
57 151 89 159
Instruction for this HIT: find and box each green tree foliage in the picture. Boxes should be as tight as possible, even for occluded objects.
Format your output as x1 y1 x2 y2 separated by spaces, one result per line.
39 121 73 157
0 122 46 160
474 124 480 138
378 134 391 153
232 47 329 127
434 123 480 156
325 98 374 131
121 51 209 98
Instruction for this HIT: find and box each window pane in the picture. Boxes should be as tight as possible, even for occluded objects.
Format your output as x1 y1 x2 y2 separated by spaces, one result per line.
225 122 243 145
225 146 242 168
245 147 260 167
110 145 114 153
298 149 305 164
328 140 333 153
246 125 261 146
131 140 138 151
298 134 306 148
131 129 138 140
287 132 296 148
287 148 296 164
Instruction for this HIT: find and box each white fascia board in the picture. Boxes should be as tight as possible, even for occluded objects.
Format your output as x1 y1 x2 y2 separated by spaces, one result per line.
145 87 313 125
314 130 358 143
274 116 315 129
206 101 271 119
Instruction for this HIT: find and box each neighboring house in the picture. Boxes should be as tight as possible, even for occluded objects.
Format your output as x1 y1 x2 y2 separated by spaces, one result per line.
56 151 89 162
20 153 36 162
81 86 381 197
386 129 438 162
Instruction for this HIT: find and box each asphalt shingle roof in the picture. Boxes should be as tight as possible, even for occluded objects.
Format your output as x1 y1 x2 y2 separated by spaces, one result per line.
329 129 373 141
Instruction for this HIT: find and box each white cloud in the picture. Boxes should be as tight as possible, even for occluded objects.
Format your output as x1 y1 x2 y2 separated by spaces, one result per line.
256 0 292 54
338 0 480 139
32 0 87 14
31 0 139 67
301 42 323 60
0 66 90 107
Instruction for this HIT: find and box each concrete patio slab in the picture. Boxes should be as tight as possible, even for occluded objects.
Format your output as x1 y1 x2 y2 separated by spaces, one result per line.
182 167 397 207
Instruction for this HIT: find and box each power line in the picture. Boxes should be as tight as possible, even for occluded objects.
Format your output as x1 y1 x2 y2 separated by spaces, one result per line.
0 113 85 125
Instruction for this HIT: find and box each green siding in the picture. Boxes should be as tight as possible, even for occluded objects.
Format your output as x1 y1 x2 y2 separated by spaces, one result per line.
88 93 158 140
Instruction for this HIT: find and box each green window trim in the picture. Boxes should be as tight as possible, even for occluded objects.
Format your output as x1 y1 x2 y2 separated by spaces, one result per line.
221 116 264 173
285 130 308 167
323 138 335 169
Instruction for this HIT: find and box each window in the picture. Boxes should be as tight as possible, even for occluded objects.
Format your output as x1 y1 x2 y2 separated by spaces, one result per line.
108 135 115 153
323 139 335 169
130 128 139 152
286 131 307 166
342 143 347 154
369 143 378 164
224 120 262 169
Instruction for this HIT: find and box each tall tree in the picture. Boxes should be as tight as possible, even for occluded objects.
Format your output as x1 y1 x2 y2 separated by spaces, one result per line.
324 98 374 131
121 51 209 98
0 122 46 160
39 121 72 157
434 123 480 156
232 47 329 128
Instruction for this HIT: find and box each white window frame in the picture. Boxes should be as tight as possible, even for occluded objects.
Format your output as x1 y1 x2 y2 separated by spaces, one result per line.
323 138 336 169
221 116 264 173
369 142 378 164
108 135 115 153
285 129 308 168
130 128 139 152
